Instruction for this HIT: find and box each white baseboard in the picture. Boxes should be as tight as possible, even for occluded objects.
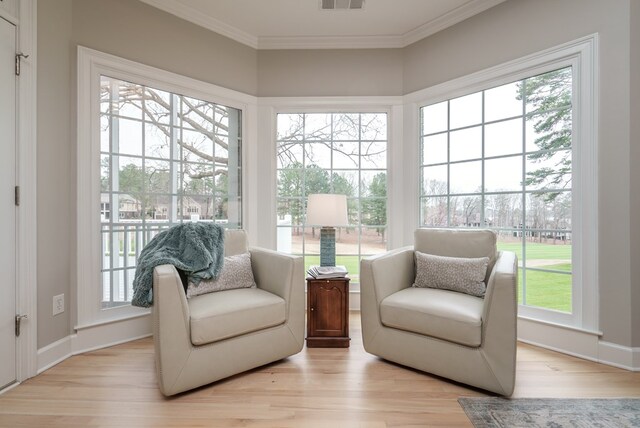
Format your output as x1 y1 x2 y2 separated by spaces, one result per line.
598 341 640 371
37 314 152 374
37 335 73 374
517 317 640 371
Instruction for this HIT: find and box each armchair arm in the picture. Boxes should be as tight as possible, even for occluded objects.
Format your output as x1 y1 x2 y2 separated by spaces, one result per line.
249 247 304 324
360 247 415 304
480 250 518 396
152 264 192 395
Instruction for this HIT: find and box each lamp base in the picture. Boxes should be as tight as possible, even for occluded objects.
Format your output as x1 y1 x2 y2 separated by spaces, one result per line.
319 227 336 267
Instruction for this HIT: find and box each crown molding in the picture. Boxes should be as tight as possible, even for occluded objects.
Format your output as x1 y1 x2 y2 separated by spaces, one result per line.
139 0 507 50
257 35 404 50
138 0 259 49
402 0 507 47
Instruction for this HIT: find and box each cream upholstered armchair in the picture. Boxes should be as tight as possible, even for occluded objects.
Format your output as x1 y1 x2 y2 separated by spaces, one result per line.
360 228 518 396
152 229 304 396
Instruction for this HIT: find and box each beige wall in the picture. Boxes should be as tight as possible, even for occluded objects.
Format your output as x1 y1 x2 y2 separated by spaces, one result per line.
404 0 636 347
37 0 73 349
630 0 640 347
72 0 258 95
37 0 638 349
257 49 403 97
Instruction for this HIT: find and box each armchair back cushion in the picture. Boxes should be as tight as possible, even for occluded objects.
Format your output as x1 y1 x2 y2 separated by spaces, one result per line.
224 229 249 256
414 228 497 283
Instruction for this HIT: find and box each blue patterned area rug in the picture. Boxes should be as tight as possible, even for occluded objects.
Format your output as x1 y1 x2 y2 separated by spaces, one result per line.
458 397 640 427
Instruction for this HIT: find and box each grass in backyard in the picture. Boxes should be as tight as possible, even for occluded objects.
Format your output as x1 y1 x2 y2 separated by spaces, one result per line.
518 264 572 312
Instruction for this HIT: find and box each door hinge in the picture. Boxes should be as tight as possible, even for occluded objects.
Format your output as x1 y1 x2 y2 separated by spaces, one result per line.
15 52 29 76
15 315 28 337
14 186 19 206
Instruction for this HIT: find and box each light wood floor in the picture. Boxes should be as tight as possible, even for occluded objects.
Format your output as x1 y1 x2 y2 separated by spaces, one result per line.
1 313 639 428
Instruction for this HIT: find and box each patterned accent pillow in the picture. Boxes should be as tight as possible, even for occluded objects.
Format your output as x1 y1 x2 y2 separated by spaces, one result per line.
412 251 489 297
186 252 256 298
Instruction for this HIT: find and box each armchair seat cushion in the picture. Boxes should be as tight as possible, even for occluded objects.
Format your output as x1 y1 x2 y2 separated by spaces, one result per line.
189 288 286 345
380 287 484 347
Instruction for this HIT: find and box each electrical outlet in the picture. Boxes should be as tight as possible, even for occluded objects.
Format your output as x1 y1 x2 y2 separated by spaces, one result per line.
53 294 64 316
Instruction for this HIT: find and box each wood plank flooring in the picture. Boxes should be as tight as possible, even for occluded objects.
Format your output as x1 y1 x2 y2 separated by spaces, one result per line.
1 313 639 427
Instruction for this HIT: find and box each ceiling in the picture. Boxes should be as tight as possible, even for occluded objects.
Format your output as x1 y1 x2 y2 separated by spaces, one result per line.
138 0 507 50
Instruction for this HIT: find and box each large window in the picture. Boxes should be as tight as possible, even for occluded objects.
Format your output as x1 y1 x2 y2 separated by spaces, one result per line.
99 76 242 308
276 113 388 283
420 67 573 313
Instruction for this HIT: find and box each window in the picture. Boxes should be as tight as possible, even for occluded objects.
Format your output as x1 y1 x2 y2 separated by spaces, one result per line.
99 76 242 308
420 67 573 314
276 113 388 283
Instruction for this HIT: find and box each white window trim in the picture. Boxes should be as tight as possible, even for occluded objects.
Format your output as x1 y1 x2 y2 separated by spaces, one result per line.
404 34 599 332
257 96 404 251
76 47 258 329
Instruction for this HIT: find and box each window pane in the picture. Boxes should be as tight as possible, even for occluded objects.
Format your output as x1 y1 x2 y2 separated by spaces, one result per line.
485 155 523 192
180 96 213 132
116 156 143 194
450 161 481 194
143 87 171 125
182 129 213 162
524 67 572 114
422 101 447 135
278 169 303 197
101 155 110 192
333 113 359 140
182 162 214 195
305 142 331 168
118 119 142 157
450 195 481 227
305 113 332 139
485 81 522 122
525 191 571 231
331 170 358 197
304 166 331 196
450 92 482 129
450 126 482 162
277 142 304 169
526 240 572 272
525 149 571 191
114 80 142 120
101 115 110 153
485 118 523 157
525 109 572 152
421 197 448 227
525 269 572 313
277 199 304 226
422 165 447 196
361 198 386 226
360 141 386 169
333 141 359 169
277 113 304 141
484 193 523 228
361 113 387 140
360 171 385 198
145 123 170 159
146 159 171 194
422 133 447 165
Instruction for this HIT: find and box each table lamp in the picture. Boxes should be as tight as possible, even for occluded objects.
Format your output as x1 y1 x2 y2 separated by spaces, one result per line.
306 194 348 267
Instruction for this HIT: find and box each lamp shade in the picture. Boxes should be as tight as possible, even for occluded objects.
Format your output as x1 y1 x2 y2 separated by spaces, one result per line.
306 194 348 227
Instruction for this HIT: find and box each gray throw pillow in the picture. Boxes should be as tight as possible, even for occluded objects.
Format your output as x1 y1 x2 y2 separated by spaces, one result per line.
412 251 489 297
186 252 256 298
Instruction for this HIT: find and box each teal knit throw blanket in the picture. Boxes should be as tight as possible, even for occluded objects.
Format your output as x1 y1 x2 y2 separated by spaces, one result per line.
131 223 225 308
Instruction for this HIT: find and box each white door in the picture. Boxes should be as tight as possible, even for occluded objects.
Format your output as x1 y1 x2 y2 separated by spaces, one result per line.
0 16 17 390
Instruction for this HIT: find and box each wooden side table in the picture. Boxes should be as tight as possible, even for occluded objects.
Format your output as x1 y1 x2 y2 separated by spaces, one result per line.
306 276 350 348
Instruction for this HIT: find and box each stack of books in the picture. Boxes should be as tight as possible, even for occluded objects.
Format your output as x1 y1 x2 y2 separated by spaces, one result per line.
307 265 348 279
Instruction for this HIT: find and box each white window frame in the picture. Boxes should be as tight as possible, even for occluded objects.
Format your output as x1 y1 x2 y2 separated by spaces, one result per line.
405 35 599 331
77 47 257 328
258 97 405 253
274 111 391 283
